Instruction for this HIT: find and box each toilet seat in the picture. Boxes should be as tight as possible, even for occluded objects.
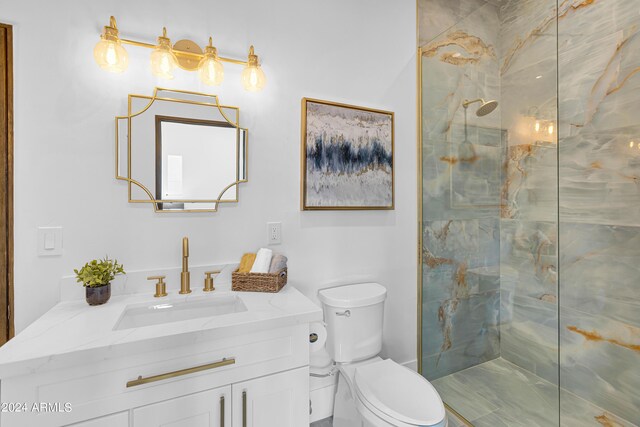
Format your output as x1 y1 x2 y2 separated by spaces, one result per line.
354 359 446 426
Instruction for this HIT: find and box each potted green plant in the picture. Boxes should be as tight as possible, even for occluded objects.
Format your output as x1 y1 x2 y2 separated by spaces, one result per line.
74 257 125 306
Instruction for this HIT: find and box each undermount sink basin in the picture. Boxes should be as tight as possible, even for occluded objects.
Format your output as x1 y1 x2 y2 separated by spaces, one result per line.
114 295 248 330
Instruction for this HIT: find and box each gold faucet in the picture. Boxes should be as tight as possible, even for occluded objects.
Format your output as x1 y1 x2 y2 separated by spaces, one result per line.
180 237 191 294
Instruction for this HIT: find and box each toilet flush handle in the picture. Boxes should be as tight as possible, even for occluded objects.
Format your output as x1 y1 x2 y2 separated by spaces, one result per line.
335 310 351 317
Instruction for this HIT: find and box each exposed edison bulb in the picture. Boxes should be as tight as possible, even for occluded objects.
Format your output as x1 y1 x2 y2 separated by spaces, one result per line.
548 124 554 135
630 141 635 148
198 37 224 86
94 17 128 73
241 46 266 92
150 28 178 79
535 121 541 132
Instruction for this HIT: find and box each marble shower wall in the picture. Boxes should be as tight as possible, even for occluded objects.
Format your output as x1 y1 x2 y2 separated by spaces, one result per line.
558 0 640 423
421 0 639 424
419 0 503 380
496 0 640 422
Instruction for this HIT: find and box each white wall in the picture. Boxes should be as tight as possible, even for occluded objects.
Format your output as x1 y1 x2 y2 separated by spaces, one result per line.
2 0 417 364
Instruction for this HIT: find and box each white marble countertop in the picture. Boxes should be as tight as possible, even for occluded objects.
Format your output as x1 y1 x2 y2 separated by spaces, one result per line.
0 272 322 378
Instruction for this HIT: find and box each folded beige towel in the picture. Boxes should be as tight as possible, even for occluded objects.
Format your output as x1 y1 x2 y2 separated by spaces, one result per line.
269 254 288 273
238 253 256 273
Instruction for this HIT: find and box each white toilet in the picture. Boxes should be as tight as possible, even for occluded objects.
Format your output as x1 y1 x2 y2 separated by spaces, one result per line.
318 283 447 427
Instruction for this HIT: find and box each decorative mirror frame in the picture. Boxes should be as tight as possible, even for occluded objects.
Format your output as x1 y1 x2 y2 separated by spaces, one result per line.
115 88 248 213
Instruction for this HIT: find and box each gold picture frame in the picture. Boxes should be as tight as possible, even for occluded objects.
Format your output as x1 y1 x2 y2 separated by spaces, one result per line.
300 98 395 211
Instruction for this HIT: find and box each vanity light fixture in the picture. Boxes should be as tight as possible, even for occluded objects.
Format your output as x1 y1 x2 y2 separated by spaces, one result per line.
93 16 129 73
198 37 224 86
241 46 267 92
150 27 179 79
94 16 266 91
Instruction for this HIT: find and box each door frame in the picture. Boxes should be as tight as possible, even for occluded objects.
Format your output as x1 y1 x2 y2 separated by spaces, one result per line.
0 22 14 345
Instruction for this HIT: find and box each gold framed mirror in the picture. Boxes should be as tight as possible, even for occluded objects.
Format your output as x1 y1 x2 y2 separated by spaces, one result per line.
115 88 248 213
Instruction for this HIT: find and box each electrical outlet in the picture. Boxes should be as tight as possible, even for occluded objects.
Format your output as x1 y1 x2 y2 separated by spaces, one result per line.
268 222 282 245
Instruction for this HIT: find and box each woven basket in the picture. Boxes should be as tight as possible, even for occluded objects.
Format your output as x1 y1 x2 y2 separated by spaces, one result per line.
232 268 287 293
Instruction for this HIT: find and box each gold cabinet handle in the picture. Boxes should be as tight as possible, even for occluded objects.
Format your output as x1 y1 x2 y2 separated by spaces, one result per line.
126 357 235 387
242 390 247 427
220 395 225 427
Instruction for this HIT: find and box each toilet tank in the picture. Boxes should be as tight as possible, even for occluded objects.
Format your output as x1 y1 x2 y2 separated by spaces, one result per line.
318 283 387 363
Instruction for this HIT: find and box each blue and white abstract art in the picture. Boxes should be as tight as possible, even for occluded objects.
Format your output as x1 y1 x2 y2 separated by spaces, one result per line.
301 99 394 210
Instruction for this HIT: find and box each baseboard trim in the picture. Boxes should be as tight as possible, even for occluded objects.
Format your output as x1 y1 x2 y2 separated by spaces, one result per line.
401 359 418 371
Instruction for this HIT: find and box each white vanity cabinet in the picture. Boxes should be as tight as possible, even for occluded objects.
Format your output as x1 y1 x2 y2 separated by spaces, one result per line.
68 412 129 427
133 385 231 427
0 323 312 427
231 367 309 427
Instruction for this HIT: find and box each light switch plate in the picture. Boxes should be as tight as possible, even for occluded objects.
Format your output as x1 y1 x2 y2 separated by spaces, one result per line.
267 222 282 245
37 227 63 256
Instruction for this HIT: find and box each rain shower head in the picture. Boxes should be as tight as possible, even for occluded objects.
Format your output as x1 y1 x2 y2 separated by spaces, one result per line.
463 98 499 117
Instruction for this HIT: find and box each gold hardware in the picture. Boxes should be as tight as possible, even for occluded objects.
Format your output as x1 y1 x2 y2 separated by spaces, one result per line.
220 395 225 426
204 270 221 292
126 357 235 388
115 88 249 213
242 390 247 427
147 275 167 298
180 237 191 294
174 39 203 71
95 16 265 90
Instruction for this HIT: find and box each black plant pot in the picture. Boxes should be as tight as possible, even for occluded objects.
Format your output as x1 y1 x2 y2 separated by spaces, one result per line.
85 283 111 306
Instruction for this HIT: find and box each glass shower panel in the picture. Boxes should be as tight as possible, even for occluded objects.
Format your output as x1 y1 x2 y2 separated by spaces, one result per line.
419 0 560 425
419 0 503 383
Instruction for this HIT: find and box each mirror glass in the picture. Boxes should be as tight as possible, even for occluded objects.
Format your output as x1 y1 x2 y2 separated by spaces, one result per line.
116 89 248 212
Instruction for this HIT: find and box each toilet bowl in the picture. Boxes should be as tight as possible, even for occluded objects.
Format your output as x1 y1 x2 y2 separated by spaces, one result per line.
318 283 447 427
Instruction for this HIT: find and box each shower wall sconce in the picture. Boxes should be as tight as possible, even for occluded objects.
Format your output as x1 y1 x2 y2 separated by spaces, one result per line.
93 16 266 91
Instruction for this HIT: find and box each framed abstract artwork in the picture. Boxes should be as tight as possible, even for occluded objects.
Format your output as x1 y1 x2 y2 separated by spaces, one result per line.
300 98 394 210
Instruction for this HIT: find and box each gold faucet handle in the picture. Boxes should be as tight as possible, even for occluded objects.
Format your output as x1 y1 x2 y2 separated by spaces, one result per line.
147 276 168 298
203 270 221 292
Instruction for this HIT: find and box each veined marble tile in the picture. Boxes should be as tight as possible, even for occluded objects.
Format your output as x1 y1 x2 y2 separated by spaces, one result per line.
559 128 640 227
500 292 559 384
422 218 500 379
422 292 500 357
434 358 638 427
419 0 500 48
560 389 638 427
424 218 500 271
435 358 559 426
559 0 640 135
497 0 557 76
501 143 558 221
560 223 640 328
560 306 640 423
557 0 640 226
423 123 505 221
500 219 557 299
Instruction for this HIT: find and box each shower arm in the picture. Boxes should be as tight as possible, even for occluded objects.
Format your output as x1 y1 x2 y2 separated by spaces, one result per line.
462 98 484 108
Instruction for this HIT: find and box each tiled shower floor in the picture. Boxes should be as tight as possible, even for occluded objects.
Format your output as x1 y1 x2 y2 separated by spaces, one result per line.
432 358 637 427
